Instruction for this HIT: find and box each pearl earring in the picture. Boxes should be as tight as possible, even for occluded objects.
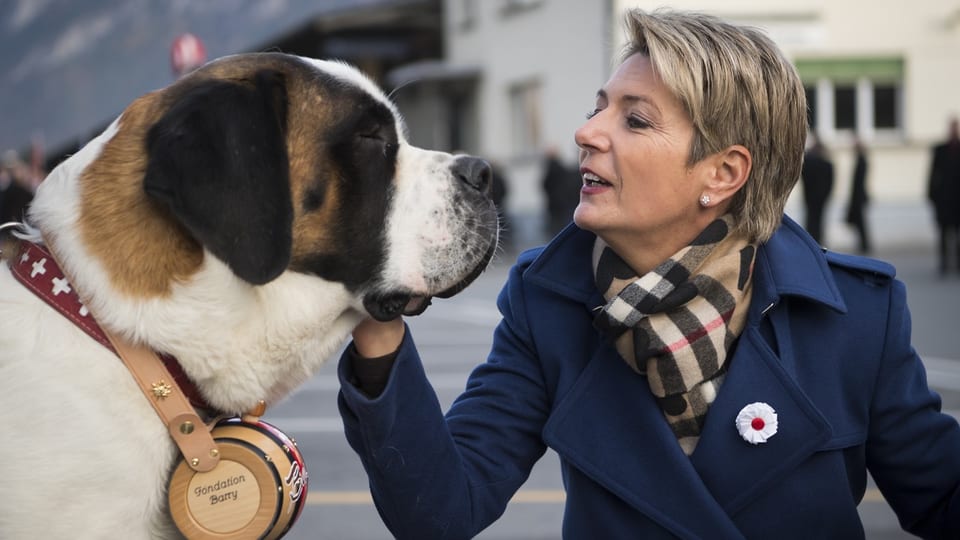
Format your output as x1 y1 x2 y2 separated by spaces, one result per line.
699 194 711 207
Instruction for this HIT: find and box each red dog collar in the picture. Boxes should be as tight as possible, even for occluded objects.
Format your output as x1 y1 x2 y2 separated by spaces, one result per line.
9 240 213 412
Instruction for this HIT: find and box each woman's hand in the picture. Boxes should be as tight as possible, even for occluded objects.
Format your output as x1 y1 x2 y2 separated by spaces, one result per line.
352 316 405 358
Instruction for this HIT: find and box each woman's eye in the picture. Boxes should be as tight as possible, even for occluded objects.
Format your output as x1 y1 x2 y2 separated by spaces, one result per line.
585 108 601 120
626 115 650 129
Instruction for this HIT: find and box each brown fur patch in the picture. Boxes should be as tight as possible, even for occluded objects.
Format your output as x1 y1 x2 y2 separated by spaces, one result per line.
286 86 342 263
77 91 203 298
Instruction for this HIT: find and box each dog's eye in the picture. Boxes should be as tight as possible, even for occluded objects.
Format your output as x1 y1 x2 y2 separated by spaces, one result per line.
355 121 397 152
357 127 386 145
357 128 397 152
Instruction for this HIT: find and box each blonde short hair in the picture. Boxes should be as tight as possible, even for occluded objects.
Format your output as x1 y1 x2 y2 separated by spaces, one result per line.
622 9 807 242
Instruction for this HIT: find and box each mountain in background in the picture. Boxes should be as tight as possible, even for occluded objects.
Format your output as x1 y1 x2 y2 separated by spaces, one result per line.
0 0 412 158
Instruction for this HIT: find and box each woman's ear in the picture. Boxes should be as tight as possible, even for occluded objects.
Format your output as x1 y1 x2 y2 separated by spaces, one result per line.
702 144 751 206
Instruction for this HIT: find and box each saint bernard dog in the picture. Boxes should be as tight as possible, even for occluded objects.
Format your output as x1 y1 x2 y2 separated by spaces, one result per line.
0 52 498 538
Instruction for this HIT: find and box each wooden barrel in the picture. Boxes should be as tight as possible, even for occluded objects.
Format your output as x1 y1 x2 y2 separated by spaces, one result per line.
168 416 308 539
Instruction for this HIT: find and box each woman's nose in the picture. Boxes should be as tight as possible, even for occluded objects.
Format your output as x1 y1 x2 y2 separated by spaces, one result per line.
574 115 606 153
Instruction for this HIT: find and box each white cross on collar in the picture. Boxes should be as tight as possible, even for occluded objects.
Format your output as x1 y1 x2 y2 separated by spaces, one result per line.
31 258 47 278
51 276 72 296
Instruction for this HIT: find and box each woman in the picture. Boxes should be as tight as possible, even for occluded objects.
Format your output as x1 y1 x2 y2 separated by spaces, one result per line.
339 9 960 539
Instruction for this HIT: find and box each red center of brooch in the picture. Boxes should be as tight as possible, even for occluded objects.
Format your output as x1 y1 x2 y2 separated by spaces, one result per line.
751 417 766 431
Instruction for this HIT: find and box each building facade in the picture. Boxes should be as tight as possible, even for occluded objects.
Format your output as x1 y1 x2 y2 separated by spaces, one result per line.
395 0 960 247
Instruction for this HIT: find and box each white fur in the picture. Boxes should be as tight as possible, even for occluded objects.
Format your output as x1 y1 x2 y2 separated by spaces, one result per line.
0 56 495 539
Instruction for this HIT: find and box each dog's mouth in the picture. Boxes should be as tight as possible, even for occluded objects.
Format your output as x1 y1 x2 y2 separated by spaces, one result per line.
362 292 415 322
362 291 438 322
362 238 498 322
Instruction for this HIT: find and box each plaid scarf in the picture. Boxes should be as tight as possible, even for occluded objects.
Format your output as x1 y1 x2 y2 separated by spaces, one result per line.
592 216 756 455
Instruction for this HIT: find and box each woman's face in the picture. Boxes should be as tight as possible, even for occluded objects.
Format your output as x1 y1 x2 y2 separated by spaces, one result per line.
574 54 714 266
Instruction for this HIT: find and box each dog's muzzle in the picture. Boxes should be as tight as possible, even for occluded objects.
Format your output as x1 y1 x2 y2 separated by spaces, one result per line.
362 234 498 322
362 155 499 322
363 244 497 321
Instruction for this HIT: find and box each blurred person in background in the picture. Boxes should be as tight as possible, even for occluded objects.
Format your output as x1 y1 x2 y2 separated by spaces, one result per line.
845 137 871 254
800 133 834 246
540 145 582 239
0 150 35 223
928 116 960 276
338 9 960 539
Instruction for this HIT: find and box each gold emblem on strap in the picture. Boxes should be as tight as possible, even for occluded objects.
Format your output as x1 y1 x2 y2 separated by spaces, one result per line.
151 380 173 399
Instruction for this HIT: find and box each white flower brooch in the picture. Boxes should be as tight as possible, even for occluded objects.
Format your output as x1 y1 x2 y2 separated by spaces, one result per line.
735 402 778 444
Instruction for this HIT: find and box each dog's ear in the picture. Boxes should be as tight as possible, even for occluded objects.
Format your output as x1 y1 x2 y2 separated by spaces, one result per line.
144 69 292 285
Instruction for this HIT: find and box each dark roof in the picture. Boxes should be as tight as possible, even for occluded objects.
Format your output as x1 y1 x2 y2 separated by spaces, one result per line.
0 0 438 158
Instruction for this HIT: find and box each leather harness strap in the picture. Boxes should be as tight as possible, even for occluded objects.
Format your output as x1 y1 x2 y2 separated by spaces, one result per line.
103 332 221 473
9 238 220 472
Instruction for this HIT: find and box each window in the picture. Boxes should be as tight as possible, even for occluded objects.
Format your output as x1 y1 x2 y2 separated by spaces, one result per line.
873 85 899 129
508 79 541 157
795 57 903 138
834 85 856 130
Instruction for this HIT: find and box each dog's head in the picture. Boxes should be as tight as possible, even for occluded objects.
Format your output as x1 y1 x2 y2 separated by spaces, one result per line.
46 53 497 322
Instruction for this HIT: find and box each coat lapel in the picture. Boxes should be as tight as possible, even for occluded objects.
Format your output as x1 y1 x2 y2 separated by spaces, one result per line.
543 345 745 539
688 216 837 514
689 325 833 515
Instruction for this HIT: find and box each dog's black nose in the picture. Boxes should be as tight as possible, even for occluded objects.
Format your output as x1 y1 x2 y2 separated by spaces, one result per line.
451 156 492 194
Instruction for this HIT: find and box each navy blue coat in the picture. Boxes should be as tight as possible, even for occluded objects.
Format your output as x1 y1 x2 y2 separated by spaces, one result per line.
338 216 960 539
